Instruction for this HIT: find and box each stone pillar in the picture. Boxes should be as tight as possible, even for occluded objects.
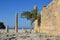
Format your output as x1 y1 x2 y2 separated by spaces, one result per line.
6 26 9 33
15 12 18 33
34 6 38 15
34 6 37 9
34 19 39 33
34 6 39 33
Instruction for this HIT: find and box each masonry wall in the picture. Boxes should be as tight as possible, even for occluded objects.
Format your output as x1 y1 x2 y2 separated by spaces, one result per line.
40 0 60 36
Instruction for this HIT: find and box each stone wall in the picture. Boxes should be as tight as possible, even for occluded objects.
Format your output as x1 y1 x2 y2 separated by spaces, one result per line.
40 0 60 36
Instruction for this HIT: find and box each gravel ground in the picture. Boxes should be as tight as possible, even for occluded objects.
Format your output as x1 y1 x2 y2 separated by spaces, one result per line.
0 29 60 40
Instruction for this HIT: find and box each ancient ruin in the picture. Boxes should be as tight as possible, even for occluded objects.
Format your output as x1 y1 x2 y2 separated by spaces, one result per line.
34 19 39 33
40 0 60 36
6 26 9 33
15 12 18 33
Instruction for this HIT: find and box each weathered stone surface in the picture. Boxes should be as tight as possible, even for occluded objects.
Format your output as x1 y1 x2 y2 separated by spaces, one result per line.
34 19 39 33
15 12 18 33
6 26 9 33
40 0 60 36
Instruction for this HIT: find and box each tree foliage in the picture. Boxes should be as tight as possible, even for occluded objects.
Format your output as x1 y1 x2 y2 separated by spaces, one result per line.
0 22 5 29
21 6 41 26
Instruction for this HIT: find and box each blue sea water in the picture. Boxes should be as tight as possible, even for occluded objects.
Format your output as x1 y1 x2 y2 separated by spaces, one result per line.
9 27 34 29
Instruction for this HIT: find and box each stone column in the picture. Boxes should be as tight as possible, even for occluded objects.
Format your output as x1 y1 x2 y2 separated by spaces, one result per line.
34 6 39 33
34 6 37 9
6 26 9 33
34 19 39 33
15 12 18 33
34 6 38 15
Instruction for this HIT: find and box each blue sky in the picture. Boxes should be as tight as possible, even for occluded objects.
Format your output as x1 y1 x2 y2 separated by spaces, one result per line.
0 0 52 28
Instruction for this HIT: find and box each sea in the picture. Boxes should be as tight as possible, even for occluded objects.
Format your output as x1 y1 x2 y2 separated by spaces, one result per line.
9 27 34 30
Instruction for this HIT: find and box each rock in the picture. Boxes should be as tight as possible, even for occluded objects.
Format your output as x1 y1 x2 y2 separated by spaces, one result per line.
23 30 28 33
47 38 51 40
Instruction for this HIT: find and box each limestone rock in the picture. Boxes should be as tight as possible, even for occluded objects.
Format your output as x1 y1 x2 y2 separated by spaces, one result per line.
34 19 39 33
6 26 9 33
40 0 60 36
15 12 18 33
